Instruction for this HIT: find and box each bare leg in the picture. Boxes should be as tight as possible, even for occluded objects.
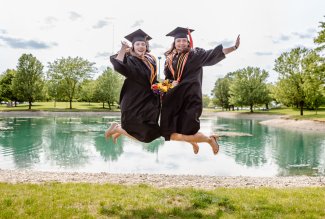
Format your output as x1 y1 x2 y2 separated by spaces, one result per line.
110 125 138 142
209 135 220 155
112 133 121 144
170 133 200 154
191 142 199 154
104 122 118 139
170 132 219 155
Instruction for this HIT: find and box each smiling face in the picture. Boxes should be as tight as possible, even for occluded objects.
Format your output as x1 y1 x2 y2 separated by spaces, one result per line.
174 38 189 53
133 41 147 56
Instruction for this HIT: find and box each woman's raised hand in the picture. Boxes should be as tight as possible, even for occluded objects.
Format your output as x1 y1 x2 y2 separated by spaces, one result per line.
121 41 130 50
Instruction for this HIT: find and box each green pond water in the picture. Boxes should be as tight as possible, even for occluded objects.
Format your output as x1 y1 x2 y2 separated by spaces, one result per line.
0 116 324 176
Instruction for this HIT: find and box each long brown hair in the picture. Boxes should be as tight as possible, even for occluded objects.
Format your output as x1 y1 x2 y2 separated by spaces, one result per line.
164 40 191 57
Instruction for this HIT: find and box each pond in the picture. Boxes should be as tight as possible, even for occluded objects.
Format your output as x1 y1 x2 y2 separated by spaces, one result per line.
0 116 324 176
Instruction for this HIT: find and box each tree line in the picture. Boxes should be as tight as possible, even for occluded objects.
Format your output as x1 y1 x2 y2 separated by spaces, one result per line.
211 18 325 115
0 55 123 109
1 19 324 114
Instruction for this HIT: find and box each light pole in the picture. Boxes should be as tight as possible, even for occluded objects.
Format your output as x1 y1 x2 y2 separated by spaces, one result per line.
158 56 161 80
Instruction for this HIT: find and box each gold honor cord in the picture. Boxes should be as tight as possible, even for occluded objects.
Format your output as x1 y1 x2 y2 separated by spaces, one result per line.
167 51 189 82
143 54 157 85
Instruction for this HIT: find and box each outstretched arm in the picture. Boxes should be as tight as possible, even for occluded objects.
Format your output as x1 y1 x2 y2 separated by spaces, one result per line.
222 35 240 55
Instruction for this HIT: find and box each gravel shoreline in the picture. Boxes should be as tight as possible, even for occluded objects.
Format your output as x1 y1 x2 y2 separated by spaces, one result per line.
1 169 325 188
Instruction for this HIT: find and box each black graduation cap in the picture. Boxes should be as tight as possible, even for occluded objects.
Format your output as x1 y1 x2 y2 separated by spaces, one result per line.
166 27 194 39
124 29 152 44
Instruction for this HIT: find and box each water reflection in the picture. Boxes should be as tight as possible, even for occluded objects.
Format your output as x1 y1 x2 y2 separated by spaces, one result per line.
212 116 325 176
271 129 325 176
0 118 44 168
214 117 268 167
94 135 124 162
0 116 324 176
42 117 91 168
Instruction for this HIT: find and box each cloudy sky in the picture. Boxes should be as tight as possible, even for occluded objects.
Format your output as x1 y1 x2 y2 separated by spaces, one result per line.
0 0 324 94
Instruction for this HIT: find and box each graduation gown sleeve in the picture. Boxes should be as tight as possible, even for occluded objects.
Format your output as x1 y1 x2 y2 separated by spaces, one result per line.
191 44 226 67
110 54 134 78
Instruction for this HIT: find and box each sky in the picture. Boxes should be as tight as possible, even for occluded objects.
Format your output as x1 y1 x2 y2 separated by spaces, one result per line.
0 0 324 95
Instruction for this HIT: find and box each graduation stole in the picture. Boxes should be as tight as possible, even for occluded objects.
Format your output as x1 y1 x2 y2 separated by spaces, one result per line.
141 54 157 85
166 50 189 82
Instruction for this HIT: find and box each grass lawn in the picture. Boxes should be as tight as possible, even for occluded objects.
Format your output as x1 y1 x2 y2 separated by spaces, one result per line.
0 102 120 112
1 102 325 121
208 107 325 121
0 183 324 218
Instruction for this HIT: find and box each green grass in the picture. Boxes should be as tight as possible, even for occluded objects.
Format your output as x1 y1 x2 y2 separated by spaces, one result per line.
207 107 325 121
0 183 324 218
0 102 120 112
1 102 325 121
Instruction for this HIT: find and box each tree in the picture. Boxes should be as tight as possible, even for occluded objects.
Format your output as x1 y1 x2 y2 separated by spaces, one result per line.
274 47 323 115
303 50 325 113
229 67 269 112
93 67 123 109
212 76 232 110
0 69 19 106
47 57 95 109
78 79 96 105
262 83 273 110
202 94 211 108
314 16 325 52
313 17 325 113
12 54 44 109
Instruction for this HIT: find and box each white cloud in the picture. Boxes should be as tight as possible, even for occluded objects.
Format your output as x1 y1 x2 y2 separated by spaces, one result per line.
131 20 144 28
69 11 82 21
272 34 291 44
93 20 110 29
95 52 113 59
255 52 273 56
0 35 57 49
0 0 325 94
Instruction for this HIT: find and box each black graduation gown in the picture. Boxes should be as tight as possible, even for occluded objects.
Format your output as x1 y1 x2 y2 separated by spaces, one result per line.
110 54 161 143
161 45 225 140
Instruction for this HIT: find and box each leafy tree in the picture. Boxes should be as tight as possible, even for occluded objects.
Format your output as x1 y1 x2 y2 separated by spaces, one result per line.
212 76 232 110
78 79 96 105
0 69 19 106
47 57 95 109
12 54 44 109
202 94 211 108
229 67 269 112
314 16 325 52
93 67 123 109
274 47 323 115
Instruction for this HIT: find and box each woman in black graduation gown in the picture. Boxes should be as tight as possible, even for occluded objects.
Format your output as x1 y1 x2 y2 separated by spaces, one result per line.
105 29 161 143
161 27 240 154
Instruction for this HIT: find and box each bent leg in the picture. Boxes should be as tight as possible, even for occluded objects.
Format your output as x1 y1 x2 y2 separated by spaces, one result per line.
112 125 139 142
105 122 118 139
112 133 121 144
170 132 219 155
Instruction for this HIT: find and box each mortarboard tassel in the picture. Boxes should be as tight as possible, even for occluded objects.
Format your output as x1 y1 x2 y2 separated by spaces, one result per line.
188 28 193 48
